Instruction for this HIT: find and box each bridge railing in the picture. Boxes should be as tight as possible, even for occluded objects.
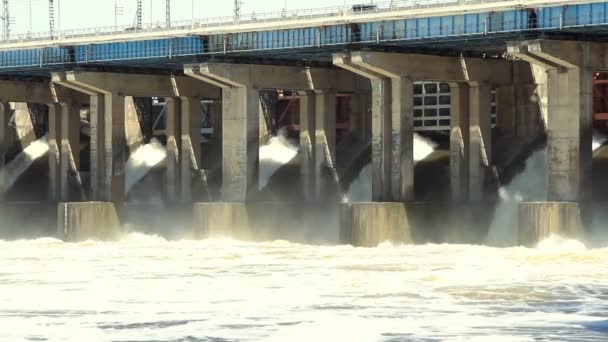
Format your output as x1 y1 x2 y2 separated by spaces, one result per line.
0 0 491 45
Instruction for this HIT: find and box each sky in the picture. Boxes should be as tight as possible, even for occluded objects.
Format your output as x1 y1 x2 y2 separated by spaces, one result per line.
4 0 379 36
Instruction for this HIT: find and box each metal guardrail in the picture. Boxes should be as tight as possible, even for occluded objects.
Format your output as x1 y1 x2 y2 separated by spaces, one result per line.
0 0 514 45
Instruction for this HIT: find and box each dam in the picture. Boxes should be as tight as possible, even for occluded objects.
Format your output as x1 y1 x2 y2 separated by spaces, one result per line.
1 0 608 339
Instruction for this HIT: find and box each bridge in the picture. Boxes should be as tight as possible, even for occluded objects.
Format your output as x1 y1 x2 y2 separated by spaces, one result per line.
0 0 606 246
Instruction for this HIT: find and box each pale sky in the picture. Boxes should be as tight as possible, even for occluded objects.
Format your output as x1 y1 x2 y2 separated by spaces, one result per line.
6 0 378 35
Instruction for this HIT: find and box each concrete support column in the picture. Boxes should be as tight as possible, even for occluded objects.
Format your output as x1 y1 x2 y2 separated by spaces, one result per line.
299 91 316 201
468 82 492 201
371 78 391 202
495 85 516 138
165 97 181 202
104 93 126 203
390 76 414 202
89 95 104 201
0 102 9 199
59 102 81 202
48 104 62 201
222 86 260 202
449 83 470 201
314 89 337 199
180 96 201 203
547 67 593 202
515 84 541 138
12 103 36 149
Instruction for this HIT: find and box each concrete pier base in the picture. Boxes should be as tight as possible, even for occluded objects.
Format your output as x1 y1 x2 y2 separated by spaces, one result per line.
194 202 252 240
193 202 311 241
518 202 583 246
57 202 121 241
340 202 413 247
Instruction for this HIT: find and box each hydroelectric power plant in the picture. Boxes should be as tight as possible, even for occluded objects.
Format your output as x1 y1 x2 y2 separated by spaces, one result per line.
1 0 608 340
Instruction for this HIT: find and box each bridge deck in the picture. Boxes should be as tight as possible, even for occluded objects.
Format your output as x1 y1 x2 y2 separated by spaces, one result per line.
1 0 608 78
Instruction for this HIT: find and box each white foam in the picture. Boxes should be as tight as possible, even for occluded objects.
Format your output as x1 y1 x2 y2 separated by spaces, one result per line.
346 133 437 202
124 138 167 194
0 136 50 193
258 132 298 190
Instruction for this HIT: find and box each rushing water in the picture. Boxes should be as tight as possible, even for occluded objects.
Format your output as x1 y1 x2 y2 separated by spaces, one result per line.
347 133 438 201
259 133 299 191
0 234 606 341
124 139 167 195
0 136 49 193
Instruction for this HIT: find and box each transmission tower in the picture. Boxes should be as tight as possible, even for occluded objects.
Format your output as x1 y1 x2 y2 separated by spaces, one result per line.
136 0 142 28
234 0 242 23
165 0 170 27
1 0 9 40
114 0 124 29
48 0 55 37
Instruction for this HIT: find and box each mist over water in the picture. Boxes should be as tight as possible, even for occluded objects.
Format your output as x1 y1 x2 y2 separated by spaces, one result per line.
124 139 167 195
487 133 608 246
0 136 49 194
347 133 438 202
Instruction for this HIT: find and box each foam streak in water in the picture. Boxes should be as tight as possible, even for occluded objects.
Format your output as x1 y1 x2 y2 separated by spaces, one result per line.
125 139 167 194
0 136 49 193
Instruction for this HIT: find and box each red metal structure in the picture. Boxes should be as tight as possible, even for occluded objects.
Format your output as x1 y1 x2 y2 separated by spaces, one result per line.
594 72 608 130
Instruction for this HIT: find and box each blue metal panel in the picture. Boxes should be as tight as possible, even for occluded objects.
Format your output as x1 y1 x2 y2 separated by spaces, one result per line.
454 15 465 35
395 20 406 39
429 17 441 37
538 6 563 28
441 16 454 36
405 19 417 39
418 17 430 38
591 3 607 24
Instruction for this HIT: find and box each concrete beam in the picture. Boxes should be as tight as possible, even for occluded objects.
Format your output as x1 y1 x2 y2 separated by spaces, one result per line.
62 71 220 98
0 80 53 103
341 51 530 85
185 63 367 92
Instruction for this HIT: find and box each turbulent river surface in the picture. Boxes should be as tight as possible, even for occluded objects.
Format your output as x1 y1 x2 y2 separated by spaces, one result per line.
1 235 607 341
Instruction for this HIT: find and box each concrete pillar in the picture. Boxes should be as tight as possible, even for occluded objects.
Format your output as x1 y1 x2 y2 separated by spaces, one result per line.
59 102 81 202
495 85 516 138
371 79 391 201
0 102 9 199
299 92 316 201
515 84 541 138
450 83 470 201
89 95 104 201
314 90 337 199
211 99 222 140
165 97 181 203
180 96 202 203
12 103 36 150
104 94 126 203
222 87 260 202
547 67 593 202
47 104 62 201
390 76 414 202
125 96 145 152
468 82 492 201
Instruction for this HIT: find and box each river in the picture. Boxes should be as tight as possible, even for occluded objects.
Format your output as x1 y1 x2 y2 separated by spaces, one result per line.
0 234 607 341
